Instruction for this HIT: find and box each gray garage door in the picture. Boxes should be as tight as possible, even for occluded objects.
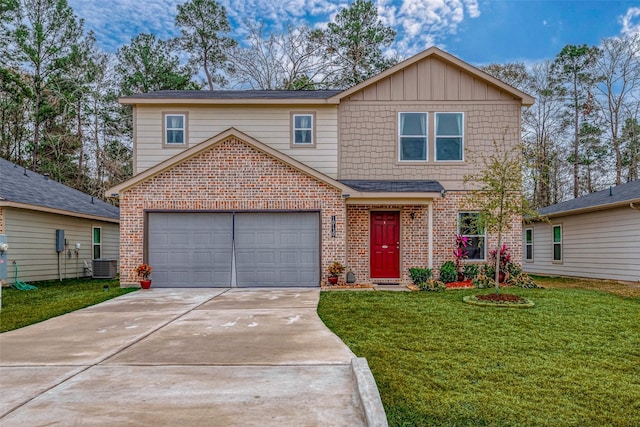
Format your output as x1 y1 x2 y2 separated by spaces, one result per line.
147 212 319 287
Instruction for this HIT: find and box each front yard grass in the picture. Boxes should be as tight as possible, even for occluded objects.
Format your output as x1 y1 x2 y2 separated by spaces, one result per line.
318 285 640 426
1 278 137 332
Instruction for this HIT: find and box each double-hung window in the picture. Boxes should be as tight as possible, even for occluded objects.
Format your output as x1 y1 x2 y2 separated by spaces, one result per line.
92 227 102 260
399 112 427 161
552 225 562 262
525 228 533 262
435 112 464 161
164 113 187 146
292 113 315 146
458 212 485 260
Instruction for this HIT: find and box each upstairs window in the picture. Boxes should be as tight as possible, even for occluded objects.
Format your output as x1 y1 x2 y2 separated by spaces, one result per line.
435 112 464 161
292 113 315 146
525 228 534 262
164 113 187 146
552 225 562 262
458 212 485 260
399 112 427 161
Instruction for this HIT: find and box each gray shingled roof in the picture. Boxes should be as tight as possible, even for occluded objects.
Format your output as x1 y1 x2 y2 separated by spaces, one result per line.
538 179 640 216
0 157 119 220
121 90 343 100
340 180 444 193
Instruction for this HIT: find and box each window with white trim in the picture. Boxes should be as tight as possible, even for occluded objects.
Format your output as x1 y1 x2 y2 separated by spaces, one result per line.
552 225 562 262
92 227 102 260
399 112 427 161
164 113 186 145
525 228 533 262
458 212 485 260
292 113 314 145
435 112 464 161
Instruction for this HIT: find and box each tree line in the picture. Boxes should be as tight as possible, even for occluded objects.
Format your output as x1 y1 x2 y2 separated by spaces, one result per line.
1 0 639 208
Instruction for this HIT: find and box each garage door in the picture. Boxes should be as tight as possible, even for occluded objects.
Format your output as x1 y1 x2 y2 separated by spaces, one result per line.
147 212 320 287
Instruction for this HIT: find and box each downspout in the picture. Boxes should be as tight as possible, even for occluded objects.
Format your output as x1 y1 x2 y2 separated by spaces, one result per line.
630 202 640 211
428 200 433 269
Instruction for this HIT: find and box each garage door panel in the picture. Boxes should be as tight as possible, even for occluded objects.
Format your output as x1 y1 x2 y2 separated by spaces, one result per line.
148 213 233 287
235 212 319 287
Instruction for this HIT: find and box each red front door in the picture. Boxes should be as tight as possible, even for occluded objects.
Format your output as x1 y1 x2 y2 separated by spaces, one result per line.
370 211 400 278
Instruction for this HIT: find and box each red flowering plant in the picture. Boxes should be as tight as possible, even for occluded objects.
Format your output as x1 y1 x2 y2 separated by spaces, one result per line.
135 263 152 280
453 234 469 273
490 245 512 273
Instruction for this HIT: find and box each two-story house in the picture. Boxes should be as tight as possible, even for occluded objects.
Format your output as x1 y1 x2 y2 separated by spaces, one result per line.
108 47 534 288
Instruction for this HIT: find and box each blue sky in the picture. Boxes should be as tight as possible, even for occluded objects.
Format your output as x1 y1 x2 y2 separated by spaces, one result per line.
68 0 640 66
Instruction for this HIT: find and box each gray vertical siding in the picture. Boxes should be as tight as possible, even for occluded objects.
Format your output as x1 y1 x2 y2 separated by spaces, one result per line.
523 206 640 282
3 207 119 283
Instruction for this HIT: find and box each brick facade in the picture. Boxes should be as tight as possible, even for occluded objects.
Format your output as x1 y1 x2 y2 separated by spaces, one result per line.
119 136 346 285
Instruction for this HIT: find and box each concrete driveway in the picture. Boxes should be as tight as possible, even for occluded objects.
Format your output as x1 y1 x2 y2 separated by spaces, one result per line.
0 288 386 426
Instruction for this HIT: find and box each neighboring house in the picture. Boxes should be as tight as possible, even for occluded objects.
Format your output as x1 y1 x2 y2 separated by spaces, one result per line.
523 179 640 283
108 47 534 288
0 157 120 284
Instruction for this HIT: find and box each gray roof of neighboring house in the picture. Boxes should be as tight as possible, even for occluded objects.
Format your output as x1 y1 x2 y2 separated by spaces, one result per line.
538 179 640 216
340 180 444 193
120 90 343 100
0 157 119 220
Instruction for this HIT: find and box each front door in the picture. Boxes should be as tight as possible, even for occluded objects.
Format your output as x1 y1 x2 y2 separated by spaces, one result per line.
370 211 400 278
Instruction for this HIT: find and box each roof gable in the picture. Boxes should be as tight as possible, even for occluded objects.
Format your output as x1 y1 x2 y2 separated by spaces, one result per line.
330 47 534 106
106 128 353 196
0 157 119 221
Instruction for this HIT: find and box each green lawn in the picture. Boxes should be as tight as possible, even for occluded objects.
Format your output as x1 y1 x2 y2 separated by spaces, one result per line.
0 278 137 332
318 286 640 427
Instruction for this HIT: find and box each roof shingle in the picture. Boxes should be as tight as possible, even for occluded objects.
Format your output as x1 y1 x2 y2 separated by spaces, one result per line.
538 179 640 216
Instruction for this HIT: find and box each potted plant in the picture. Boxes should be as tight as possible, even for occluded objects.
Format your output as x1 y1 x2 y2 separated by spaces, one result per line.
453 234 469 281
135 263 152 289
327 261 345 285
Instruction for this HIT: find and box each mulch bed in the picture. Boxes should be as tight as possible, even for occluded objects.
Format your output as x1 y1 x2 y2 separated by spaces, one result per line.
475 293 527 303
445 280 474 289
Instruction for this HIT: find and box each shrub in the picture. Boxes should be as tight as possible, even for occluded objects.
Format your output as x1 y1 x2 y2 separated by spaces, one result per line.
472 273 495 289
408 267 433 286
483 263 496 279
507 272 541 288
419 278 446 292
463 264 479 280
439 261 458 283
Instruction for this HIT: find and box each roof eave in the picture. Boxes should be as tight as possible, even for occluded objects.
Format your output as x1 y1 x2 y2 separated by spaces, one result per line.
0 201 119 223
535 198 640 219
119 97 341 106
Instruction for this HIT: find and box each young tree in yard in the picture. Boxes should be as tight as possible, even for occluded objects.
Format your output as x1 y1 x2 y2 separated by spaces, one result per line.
464 137 534 294
175 0 236 90
312 0 397 88
551 44 601 198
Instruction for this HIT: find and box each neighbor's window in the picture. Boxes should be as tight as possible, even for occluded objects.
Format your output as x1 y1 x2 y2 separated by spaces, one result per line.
92 227 102 260
525 228 533 262
435 112 464 161
292 113 315 146
552 224 562 262
458 212 485 260
399 112 427 161
164 113 186 145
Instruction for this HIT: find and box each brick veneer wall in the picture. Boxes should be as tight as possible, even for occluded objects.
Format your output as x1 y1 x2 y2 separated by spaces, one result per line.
345 193 522 285
119 136 346 285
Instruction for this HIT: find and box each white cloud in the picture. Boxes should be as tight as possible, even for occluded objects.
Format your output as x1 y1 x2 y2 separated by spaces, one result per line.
621 7 640 37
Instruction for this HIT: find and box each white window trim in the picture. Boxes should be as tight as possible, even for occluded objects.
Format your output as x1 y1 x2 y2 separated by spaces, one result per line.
291 112 316 147
435 112 464 162
163 112 188 147
458 212 486 261
92 226 102 260
398 111 428 162
552 224 563 263
525 227 534 262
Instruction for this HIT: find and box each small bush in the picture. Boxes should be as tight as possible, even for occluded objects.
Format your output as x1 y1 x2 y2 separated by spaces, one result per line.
508 262 522 277
463 264 479 280
483 263 496 279
408 267 433 286
508 272 541 288
472 273 495 289
419 278 446 292
439 261 458 283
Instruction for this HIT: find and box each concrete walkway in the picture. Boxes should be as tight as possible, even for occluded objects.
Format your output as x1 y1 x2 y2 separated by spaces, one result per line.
0 288 386 426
